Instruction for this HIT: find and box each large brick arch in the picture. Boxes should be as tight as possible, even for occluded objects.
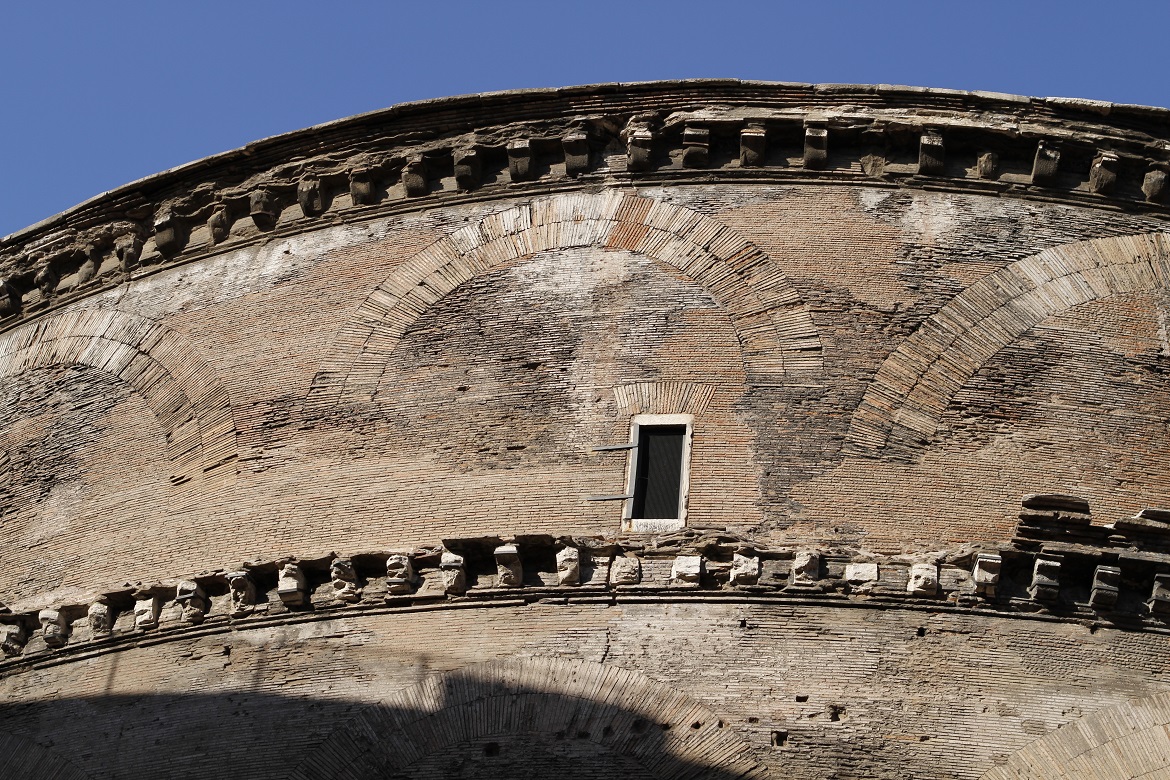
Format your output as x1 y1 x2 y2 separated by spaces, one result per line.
981 692 1170 779
0 308 237 483
288 657 768 780
309 191 822 408
0 731 95 780
848 232 1170 455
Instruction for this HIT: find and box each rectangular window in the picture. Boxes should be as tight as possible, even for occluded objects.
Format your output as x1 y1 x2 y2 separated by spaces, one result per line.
623 414 693 533
631 425 686 520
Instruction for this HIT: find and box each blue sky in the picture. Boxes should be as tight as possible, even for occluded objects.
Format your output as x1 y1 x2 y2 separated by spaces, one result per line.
3 1 1168 237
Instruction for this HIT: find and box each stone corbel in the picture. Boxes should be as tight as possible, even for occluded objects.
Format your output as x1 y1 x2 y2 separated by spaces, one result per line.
440 551 467 594
1148 572 1170 616
670 555 703 586
918 130 945 175
277 562 308 607
730 553 761 586
803 120 828 170
1028 553 1062 603
454 148 482 190
152 206 184 257
349 167 377 205
555 545 580 586
385 552 417 596
907 563 939 597
330 558 362 603
297 175 326 216
562 132 590 177
38 609 68 647
1089 565 1121 610
739 125 766 167
1031 140 1060 185
507 140 534 182
87 600 113 635
609 556 641 586
682 126 710 168
226 571 257 617
1142 168 1168 202
175 580 210 624
249 188 280 231
402 157 428 198
0 622 27 657
972 554 1002 599
208 204 232 244
494 543 523 588
790 550 821 585
133 591 162 630
1089 151 1120 194
626 127 655 172
114 232 144 273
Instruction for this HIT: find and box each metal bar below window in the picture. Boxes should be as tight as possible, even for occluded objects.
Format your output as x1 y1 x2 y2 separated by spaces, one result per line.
585 494 634 502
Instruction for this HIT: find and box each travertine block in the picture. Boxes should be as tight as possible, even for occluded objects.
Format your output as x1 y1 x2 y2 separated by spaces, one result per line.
556 546 580 586
440 551 467 595
385 553 416 596
330 558 362 603
87 601 113 635
730 554 760 587
0 623 26 656
38 609 68 647
670 555 703 586
682 126 710 168
972 554 1002 599
1090 565 1120 610
907 564 939 597
297 175 324 216
1029 555 1062 603
918 130 945 175
1148 573 1170 616
791 551 821 584
277 563 308 607
845 562 879 583
176 580 209 624
494 544 522 588
739 126 766 167
134 595 162 629
610 556 641 586
226 571 256 617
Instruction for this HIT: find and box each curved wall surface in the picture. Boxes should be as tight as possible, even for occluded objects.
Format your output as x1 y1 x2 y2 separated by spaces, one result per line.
2 80 1170 778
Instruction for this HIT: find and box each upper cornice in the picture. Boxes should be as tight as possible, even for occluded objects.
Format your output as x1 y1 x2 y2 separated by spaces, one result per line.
4 79 1170 327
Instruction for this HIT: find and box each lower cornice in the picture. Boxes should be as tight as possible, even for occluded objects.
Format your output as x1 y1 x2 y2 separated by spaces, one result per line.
6 498 1170 677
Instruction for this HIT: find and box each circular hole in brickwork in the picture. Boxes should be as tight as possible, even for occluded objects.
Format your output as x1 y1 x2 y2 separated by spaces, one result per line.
483 742 500 757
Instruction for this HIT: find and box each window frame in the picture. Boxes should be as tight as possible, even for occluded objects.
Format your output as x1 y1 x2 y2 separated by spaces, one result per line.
621 413 694 533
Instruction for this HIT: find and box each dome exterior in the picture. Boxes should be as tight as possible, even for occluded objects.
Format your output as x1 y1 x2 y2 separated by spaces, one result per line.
2 79 1170 778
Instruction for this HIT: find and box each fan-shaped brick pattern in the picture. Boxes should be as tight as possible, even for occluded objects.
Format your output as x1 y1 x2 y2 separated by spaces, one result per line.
982 692 1170 779
309 191 821 410
288 657 769 780
612 382 716 416
0 308 237 483
0 731 94 780
849 232 1170 455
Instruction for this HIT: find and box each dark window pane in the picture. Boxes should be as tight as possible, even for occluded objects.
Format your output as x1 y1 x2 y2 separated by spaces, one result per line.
631 425 685 519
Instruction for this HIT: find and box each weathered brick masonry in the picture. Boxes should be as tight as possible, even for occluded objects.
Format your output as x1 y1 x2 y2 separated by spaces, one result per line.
2 80 1170 778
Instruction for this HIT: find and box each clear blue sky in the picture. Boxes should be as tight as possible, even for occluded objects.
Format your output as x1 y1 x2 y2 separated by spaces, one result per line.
3 0 1168 238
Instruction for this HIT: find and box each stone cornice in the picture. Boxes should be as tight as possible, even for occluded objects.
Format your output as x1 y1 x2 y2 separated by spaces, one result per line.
6 495 1170 675
3 80 1170 334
